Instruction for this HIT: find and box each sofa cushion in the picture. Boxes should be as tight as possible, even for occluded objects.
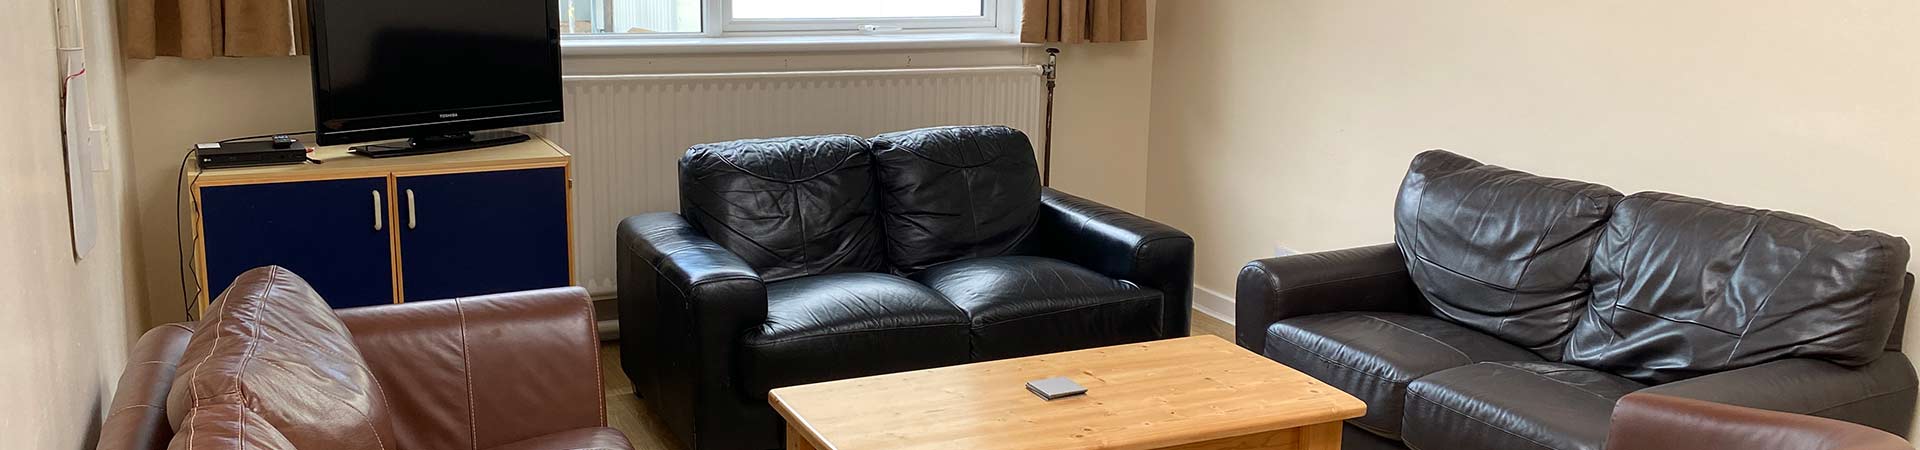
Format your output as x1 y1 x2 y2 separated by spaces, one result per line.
680 135 886 282
167 402 299 450
1403 361 1645 450
912 256 1162 360
1263 312 1544 439
740 272 971 399
1565 192 1912 384
166 266 397 450
871 126 1043 273
1394 150 1623 359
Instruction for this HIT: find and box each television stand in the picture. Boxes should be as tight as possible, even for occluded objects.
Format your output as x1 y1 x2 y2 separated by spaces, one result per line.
349 130 532 158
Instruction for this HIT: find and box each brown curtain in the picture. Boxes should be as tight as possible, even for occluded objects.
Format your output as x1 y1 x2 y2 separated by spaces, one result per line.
1020 0 1148 44
123 0 309 59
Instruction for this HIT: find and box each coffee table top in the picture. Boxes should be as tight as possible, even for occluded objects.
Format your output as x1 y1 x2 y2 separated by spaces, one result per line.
768 335 1366 450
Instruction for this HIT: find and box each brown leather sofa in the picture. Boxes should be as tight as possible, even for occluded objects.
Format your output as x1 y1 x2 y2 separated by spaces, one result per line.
1607 393 1912 450
96 266 632 450
1238 150 1916 450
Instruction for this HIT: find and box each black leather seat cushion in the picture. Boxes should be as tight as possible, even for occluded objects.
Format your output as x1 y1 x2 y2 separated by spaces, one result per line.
1394 150 1623 357
679 135 887 282
870 126 1042 273
1565 192 1911 384
911 256 1161 360
1404 361 1645 450
739 272 970 399
1263 312 1544 438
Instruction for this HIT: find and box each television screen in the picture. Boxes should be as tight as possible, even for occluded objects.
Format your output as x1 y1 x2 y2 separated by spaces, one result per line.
309 0 562 146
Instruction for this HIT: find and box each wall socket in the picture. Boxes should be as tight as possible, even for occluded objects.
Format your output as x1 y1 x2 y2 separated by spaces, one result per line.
1274 244 1299 258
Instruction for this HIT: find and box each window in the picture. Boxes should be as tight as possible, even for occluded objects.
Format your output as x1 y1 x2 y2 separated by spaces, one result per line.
731 0 980 19
560 0 1010 37
560 0 701 34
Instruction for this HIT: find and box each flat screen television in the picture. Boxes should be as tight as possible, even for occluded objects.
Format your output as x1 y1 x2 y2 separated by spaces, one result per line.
307 0 563 156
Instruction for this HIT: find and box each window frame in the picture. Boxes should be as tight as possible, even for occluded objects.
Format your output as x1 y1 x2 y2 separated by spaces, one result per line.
559 0 1015 42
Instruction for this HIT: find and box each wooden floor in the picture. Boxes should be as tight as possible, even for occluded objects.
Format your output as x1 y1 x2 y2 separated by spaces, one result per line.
600 309 1238 449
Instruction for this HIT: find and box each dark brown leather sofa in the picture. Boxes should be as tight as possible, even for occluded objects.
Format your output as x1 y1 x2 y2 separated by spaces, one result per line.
618 125 1194 450
1607 392 1912 450
96 266 632 450
1237 150 1916 450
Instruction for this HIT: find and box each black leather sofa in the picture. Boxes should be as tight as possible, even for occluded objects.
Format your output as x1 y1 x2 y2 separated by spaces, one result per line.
1237 150 1917 450
618 125 1194 450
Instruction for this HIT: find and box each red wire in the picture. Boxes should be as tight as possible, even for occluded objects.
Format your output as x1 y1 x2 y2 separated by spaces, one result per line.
59 68 87 102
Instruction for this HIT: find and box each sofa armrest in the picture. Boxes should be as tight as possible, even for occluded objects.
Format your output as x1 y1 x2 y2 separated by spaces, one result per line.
615 212 768 442
1637 353 1919 437
1234 243 1424 354
336 287 604 450
97 323 196 450
1028 188 1194 337
1606 392 1911 450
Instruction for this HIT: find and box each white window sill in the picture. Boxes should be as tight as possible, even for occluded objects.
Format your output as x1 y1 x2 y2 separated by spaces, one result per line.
560 32 1029 56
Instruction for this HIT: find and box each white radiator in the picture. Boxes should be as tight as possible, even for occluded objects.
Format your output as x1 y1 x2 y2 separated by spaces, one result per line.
529 66 1047 296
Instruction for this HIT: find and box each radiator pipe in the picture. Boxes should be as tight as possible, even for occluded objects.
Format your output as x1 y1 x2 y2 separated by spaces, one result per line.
1042 47 1059 187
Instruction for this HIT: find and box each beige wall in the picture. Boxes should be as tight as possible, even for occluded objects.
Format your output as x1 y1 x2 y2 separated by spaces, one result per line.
1148 0 1920 430
1 0 145 447
1045 26 1156 214
125 56 313 325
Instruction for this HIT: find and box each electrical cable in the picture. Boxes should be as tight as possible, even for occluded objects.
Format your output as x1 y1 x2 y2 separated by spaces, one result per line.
219 130 315 144
175 149 196 320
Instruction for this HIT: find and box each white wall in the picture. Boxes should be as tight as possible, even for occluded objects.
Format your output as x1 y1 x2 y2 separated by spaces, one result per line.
0 0 145 447
1147 0 1920 432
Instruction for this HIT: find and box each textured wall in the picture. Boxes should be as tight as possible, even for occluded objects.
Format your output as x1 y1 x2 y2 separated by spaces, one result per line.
0 0 146 447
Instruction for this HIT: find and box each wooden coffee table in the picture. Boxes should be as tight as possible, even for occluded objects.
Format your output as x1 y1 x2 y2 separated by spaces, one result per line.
769 335 1366 450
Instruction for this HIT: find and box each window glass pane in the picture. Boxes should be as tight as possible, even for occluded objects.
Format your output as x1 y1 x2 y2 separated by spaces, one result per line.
559 0 701 34
733 0 981 19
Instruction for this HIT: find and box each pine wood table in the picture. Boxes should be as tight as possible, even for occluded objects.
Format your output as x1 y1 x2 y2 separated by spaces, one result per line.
768 335 1366 450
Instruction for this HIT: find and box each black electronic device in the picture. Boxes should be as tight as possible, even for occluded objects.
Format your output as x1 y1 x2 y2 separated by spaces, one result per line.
347 130 532 158
196 141 309 170
307 0 562 156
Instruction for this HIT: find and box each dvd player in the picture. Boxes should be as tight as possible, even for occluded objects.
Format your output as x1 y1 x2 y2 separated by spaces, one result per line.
196 138 308 170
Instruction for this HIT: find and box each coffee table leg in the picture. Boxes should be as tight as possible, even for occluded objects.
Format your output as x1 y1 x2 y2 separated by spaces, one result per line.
1297 422 1342 449
786 424 819 450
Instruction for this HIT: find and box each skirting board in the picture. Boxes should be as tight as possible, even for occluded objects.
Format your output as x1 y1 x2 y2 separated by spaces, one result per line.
1192 286 1236 326
593 296 619 341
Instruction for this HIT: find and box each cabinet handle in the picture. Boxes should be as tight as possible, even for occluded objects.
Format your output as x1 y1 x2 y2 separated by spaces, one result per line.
406 189 417 229
371 190 383 231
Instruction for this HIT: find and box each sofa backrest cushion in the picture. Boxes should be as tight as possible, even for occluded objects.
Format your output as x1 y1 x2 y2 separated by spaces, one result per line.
1565 192 1911 384
870 125 1042 273
679 135 887 281
165 266 397 450
1394 150 1623 358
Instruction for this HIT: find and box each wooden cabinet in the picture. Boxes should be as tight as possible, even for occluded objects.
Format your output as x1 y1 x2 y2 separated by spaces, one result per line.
190 138 573 311
200 177 396 308
395 167 570 301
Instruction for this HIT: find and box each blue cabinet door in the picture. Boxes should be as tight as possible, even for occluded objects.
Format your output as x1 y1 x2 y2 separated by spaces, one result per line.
397 167 569 301
200 177 395 308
